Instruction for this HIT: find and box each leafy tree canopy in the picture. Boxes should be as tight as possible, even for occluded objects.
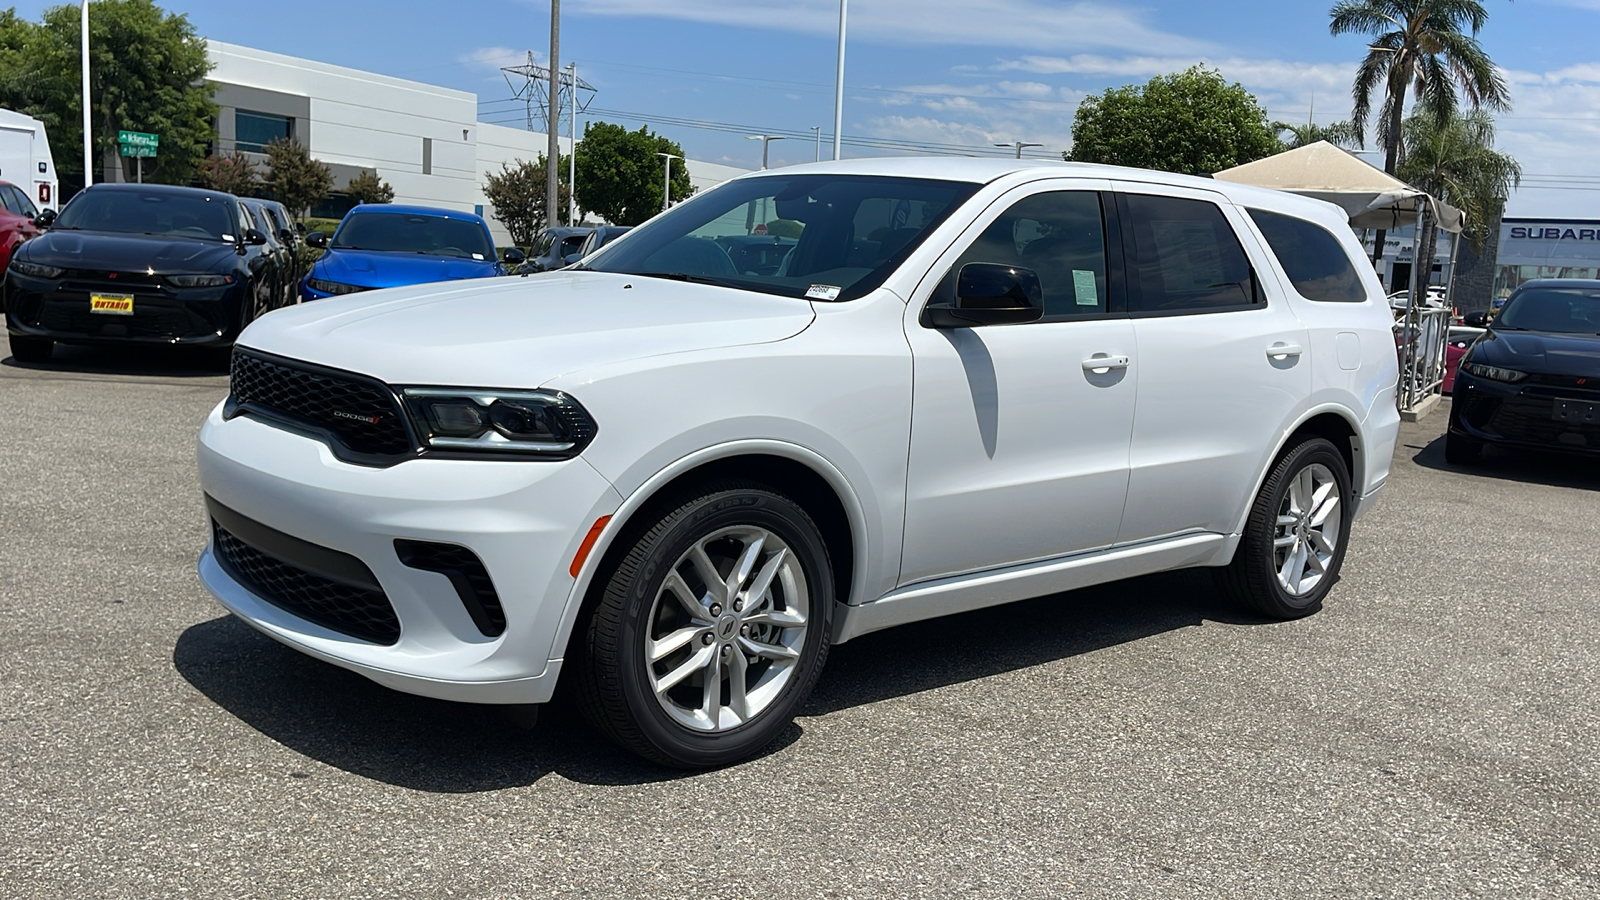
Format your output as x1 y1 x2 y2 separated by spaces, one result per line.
1397 103 1521 249
1272 120 1361 150
346 169 395 205
197 150 258 196
0 0 215 186
264 138 332 220
1065 66 1280 176
482 155 570 248
574 122 692 227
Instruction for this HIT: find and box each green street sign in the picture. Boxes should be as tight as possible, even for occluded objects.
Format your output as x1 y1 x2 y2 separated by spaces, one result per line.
117 130 159 148
119 145 157 158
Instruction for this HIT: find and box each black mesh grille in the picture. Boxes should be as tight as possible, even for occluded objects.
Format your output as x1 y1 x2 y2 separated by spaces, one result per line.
1486 395 1600 445
39 301 211 339
394 540 506 636
230 351 413 457
213 522 401 644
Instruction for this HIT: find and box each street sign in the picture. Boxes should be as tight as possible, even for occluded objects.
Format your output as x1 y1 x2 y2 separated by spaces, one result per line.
119 145 156 158
118 130 159 148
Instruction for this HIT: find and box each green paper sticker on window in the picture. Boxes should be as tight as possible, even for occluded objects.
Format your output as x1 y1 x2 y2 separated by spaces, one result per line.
1072 269 1098 306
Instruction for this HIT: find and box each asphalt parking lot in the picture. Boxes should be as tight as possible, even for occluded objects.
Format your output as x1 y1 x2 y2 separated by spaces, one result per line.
2 338 1598 899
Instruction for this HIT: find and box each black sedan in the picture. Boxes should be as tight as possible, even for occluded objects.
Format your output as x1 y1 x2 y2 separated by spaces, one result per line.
1448 279 1600 463
4 183 283 363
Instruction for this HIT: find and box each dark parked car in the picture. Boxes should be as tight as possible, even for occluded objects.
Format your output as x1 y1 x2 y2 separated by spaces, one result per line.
240 198 295 310
4 183 284 363
300 204 519 301
516 225 592 274
569 225 631 264
1448 279 1600 463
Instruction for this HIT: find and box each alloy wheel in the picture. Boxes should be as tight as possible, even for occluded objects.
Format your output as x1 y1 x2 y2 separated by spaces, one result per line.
1273 462 1342 596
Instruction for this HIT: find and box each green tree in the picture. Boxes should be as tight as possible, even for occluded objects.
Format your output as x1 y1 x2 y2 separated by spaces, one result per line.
574 122 692 226
197 151 258 196
1065 66 1280 176
0 0 215 186
264 138 333 220
345 169 395 204
482 155 570 248
1271 120 1362 150
1330 0 1511 262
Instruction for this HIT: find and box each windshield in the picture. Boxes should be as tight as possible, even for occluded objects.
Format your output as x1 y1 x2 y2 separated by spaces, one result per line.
1496 287 1600 334
331 212 495 260
581 174 980 300
54 189 237 242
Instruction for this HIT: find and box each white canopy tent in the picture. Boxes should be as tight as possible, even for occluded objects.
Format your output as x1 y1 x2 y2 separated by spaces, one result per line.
1214 141 1463 233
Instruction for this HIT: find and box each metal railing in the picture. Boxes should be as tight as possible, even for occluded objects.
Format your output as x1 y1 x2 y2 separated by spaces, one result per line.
1396 306 1452 413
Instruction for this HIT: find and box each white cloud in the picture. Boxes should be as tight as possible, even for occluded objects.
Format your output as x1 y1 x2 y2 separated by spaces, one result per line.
459 47 530 73
562 0 1212 54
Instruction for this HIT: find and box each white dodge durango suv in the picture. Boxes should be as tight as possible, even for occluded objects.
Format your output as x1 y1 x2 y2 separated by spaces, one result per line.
196 159 1400 767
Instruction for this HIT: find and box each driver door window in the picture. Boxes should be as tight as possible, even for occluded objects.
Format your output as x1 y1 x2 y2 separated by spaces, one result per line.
946 191 1111 318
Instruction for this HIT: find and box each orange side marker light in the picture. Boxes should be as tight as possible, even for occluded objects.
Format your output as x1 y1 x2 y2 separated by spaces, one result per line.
569 515 612 578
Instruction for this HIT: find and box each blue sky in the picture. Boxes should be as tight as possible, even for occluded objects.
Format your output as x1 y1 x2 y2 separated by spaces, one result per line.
14 0 1600 216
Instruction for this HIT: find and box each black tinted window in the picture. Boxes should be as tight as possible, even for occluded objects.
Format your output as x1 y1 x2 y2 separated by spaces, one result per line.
1124 194 1257 313
332 212 495 260
1248 208 1366 303
1497 288 1600 334
951 191 1108 317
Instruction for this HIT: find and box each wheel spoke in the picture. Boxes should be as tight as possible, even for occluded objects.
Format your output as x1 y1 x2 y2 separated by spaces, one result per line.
649 625 702 663
663 571 710 623
654 644 714 695
1308 529 1336 558
1278 538 1302 589
1273 533 1298 549
689 544 727 605
1276 514 1299 528
726 651 750 722
1310 491 1341 528
700 650 723 721
1305 545 1327 574
739 635 799 662
744 607 807 629
740 547 788 609
726 533 766 599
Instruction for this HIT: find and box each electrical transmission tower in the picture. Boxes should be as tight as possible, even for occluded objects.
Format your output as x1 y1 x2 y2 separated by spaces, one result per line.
501 52 596 137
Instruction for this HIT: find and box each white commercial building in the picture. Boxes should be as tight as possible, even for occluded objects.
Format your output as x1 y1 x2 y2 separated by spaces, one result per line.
204 42 748 245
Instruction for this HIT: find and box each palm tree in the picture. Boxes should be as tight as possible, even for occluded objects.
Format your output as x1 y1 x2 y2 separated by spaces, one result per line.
1271 120 1362 150
1329 0 1511 262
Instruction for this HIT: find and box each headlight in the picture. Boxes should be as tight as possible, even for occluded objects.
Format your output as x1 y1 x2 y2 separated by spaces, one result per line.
1463 362 1529 383
307 278 366 296
9 260 63 278
400 388 597 458
166 274 234 288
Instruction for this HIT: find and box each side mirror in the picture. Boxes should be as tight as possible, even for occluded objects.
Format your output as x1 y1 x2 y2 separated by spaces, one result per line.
501 247 526 265
278 228 296 245
305 231 328 249
1463 310 1489 328
294 221 307 234
922 263 1045 328
562 252 582 266
243 228 268 246
32 209 56 229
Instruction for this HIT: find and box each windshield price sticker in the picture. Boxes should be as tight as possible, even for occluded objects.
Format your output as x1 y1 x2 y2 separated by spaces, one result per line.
805 284 841 301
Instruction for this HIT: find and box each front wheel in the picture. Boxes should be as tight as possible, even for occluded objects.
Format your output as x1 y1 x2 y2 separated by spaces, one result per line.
579 481 834 768
1216 437 1352 619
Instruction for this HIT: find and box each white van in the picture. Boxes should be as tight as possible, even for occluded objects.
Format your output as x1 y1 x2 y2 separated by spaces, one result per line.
0 108 59 212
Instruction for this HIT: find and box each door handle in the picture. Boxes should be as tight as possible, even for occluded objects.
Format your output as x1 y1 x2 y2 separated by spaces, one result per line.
1266 342 1303 360
1082 354 1131 371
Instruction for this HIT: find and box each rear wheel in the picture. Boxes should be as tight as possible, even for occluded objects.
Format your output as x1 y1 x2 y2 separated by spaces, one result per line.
1217 437 1352 620
8 334 53 364
579 481 833 768
1444 430 1482 465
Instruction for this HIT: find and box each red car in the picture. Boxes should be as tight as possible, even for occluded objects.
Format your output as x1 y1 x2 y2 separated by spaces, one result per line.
0 178 43 275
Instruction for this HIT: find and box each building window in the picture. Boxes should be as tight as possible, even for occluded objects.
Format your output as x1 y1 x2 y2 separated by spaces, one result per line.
235 110 292 153
422 137 432 175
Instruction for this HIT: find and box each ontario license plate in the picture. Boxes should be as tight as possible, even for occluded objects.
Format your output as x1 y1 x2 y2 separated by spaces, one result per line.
89 292 134 315
1553 398 1600 424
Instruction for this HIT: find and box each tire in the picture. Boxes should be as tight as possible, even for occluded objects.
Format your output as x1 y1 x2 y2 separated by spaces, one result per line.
578 480 834 768
8 334 53 364
1444 430 1482 465
1216 437 1353 620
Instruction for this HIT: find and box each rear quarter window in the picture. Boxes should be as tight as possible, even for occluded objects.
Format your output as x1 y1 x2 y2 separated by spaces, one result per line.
1248 208 1367 303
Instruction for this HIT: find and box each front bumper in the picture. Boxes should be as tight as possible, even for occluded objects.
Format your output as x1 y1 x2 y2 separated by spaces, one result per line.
196 402 623 704
1451 371 1600 456
5 273 243 345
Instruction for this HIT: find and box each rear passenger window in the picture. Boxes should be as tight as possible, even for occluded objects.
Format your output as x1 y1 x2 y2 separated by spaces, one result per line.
0 187 20 216
1248 208 1367 303
1123 194 1258 314
948 191 1108 318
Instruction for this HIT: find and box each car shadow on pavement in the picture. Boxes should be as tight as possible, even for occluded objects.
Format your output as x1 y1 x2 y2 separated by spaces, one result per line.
1412 434 1600 491
174 569 1259 791
805 568 1260 716
4 341 230 377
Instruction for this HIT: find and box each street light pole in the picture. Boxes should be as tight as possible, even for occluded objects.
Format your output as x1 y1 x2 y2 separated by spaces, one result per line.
832 0 846 161
547 0 561 229
746 134 786 169
567 62 577 227
811 126 820 162
995 140 1044 159
81 0 92 186
656 152 680 212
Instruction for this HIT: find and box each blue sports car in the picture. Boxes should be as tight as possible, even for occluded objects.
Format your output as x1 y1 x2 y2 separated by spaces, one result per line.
300 205 524 301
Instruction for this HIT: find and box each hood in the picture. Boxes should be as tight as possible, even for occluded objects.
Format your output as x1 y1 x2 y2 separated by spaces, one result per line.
314 248 500 289
239 270 816 386
1474 328 1600 377
22 230 238 272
